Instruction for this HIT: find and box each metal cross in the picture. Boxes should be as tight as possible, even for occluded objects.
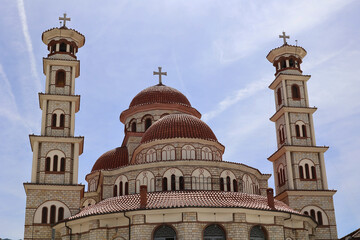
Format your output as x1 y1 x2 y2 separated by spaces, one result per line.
279 31 290 45
59 13 71 27
153 67 167 85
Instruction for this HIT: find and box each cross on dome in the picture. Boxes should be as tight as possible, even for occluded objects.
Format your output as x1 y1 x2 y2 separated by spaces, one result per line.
59 13 71 28
153 67 167 85
279 31 290 45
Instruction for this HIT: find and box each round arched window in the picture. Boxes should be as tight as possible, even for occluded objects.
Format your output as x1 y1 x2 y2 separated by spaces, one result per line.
153 225 176 240
203 224 225 240
250 225 267 240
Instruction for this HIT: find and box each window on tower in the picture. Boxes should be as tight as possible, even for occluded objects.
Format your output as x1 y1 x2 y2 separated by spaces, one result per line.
59 114 65 128
291 84 301 100
131 121 136 132
277 88 282 106
51 114 57 127
299 159 316 180
289 58 295 67
301 206 328 225
55 70 66 87
279 125 285 144
277 164 286 186
59 42 67 52
295 121 307 138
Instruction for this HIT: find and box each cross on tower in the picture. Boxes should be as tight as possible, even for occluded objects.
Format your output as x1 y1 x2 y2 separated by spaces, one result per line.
279 31 290 45
153 67 167 85
59 13 71 28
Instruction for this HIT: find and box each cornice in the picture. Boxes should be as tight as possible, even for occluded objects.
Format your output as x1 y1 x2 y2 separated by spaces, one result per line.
268 73 311 90
38 93 80 112
267 145 329 162
29 135 84 155
270 106 317 122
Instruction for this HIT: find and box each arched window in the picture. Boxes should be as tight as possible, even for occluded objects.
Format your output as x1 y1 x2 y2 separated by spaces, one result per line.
250 225 267 240
281 60 287 69
289 58 295 67
242 174 254 194
69 45 74 54
182 145 196 160
119 181 123 196
201 147 213 160
53 155 58 171
278 164 286 186
301 206 328 225
277 88 282 106
51 44 56 53
45 157 51 171
59 42 67 52
145 118 152 130
219 178 224 191
311 166 316 180
278 125 285 144
41 207 48 224
51 114 57 127
171 174 176 191
295 124 301 137
136 171 155 193
125 182 129 195
162 177 168 191
226 176 231 192
59 114 65 128
146 148 157 162
310 209 316 219
113 185 117 197
191 168 212 190
179 176 185 190
131 122 136 132
302 125 307 137
162 145 176 160
60 157 65 172
50 205 56 224
295 121 306 138
299 165 304 179
299 159 316 180
291 84 300 100
58 207 64 221
55 70 65 87
305 164 310 179
317 211 323 225
203 224 225 240
153 225 176 240
233 179 238 192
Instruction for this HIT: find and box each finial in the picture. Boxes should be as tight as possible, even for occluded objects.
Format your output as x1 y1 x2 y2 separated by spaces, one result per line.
153 67 167 85
59 13 71 28
279 31 290 45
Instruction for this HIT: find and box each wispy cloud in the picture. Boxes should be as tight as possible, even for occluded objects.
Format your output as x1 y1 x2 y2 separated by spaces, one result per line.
202 77 268 122
16 0 41 92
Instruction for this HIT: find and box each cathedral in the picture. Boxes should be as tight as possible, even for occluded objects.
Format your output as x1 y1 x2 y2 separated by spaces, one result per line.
23 15 338 240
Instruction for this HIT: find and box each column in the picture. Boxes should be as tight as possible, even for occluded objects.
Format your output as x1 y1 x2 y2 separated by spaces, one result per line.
45 64 50 93
319 153 328 189
41 100 47 135
73 142 79 184
70 101 75 136
71 66 76 95
31 141 39 182
285 151 294 189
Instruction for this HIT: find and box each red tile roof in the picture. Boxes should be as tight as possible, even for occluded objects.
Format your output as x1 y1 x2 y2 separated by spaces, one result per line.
91 147 128 172
70 191 299 220
141 114 218 144
129 84 191 108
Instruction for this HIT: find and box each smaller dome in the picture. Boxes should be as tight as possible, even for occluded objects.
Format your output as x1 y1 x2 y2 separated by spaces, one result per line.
141 114 218 143
129 84 191 108
91 147 128 172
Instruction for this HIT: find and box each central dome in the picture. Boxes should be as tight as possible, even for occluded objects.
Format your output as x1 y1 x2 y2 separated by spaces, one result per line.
141 114 218 143
129 84 191 108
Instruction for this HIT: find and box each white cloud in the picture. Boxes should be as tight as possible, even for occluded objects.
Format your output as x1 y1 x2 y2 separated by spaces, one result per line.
202 77 269 122
16 0 41 92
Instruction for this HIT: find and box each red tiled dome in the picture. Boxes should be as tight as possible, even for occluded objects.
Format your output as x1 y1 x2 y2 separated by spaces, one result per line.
91 147 128 172
141 114 217 143
129 84 191 108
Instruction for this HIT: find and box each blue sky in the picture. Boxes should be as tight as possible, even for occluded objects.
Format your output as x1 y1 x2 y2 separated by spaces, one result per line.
0 0 359 238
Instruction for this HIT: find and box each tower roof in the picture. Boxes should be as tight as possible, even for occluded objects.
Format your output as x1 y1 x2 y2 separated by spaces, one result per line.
91 147 128 172
129 84 191 108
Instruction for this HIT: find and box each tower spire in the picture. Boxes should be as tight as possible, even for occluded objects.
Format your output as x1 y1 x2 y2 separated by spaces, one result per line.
59 13 71 28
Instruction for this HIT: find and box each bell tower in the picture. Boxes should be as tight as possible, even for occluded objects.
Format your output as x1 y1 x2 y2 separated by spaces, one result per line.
267 32 338 239
24 15 85 239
